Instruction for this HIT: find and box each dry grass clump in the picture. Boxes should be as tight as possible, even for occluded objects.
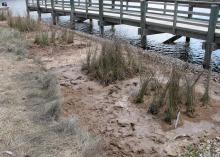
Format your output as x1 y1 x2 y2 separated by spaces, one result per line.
148 67 204 124
164 68 182 123
82 40 140 85
184 72 203 117
34 28 74 47
0 27 27 55
148 68 182 124
59 29 74 44
7 14 39 32
34 32 50 46
0 11 7 21
135 70 160 103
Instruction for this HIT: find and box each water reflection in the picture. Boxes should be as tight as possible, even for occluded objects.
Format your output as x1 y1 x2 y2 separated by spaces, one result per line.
6 0 220 72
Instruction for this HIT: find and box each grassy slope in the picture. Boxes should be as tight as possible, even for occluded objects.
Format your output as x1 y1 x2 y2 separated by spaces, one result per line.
0 27 104 157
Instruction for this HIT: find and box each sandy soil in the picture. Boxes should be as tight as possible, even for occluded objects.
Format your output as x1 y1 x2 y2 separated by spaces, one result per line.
26 28 220 157
0 27 104 157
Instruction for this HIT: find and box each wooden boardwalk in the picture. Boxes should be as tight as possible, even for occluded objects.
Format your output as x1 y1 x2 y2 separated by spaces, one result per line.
26 0 220 68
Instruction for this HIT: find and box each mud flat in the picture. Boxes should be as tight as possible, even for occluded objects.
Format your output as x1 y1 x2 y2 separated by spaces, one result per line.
0 19 220 157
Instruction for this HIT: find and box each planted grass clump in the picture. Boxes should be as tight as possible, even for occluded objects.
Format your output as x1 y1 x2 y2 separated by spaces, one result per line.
148 68 182 124
34 32 50 46
0 11 7 21
60 29 74 44
164 68 182 124
135 70 160 103
7 15 39 32
34 28 74 47
82 40 139 85
184 72 203 117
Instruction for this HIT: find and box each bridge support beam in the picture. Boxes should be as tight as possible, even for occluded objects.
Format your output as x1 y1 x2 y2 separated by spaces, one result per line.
186 5 193 43
51 0 57 25
37 0 41 21
140 0 147 49
25 0 30 18
99 0 104 37
163 35 182 44
70 0 75 29
203 4 219 69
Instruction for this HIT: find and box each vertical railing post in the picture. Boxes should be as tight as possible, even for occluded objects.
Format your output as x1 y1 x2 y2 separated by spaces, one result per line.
112 0 115 9
51 0 56 25
140 0 147 49
120 0 123 23
203 4 219 69
186 4 193 43
37 0 41 21
45 0 47 9
86 0 88 18
62 0 64 11
173 0 178 34
99 0 104 37
25 0 30 18
163 2 167 14
126 1 128 11
70 0 75 29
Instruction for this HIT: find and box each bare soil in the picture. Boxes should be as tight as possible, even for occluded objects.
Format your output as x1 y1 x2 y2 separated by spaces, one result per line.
1 20 219 157
27 28 220 157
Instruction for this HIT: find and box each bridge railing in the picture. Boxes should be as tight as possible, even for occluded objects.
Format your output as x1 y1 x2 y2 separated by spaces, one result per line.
26 0 220 31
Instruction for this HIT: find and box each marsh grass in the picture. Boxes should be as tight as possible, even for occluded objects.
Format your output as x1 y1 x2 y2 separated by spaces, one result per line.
82 40 139 85
184 72 203 117
60 29 74 44
164 68 182 123
148 68 182 124
34 32 50 46
0 11 7 21
7 14 39 32
201 68 211 106
148 82 169 115
135 70 157 103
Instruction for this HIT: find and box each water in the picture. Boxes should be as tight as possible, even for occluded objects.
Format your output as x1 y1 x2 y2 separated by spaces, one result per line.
4 0 220 72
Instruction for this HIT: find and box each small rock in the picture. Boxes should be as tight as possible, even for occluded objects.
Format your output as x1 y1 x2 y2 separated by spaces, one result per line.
2 151 15 156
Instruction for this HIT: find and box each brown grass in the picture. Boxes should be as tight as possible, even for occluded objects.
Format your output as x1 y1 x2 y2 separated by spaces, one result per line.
7 14 40 32
82 40 140 85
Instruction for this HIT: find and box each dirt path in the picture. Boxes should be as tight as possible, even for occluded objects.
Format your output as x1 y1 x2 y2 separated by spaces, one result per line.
28 32 220 156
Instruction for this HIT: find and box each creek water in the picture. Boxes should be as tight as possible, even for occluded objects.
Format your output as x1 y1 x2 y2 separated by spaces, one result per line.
4 0 220 72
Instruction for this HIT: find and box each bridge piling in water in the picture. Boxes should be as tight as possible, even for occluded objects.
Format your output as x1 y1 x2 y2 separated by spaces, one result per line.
37 0 41 21
203 4 219 69
186 4 193 43
140 0 147 49
70 0 75 29
26 0 220 70
99 0 104 37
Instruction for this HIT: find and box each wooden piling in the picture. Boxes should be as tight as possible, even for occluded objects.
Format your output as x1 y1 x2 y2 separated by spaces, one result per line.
25 0 30 18
186 4 193 43
51 0 56 25
140 0 147 49
99 0 104 37
70 0 75 29
203 4 219 69
37 0 41 21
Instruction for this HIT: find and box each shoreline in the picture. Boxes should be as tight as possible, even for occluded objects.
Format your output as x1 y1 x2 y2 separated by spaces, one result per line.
0 18 220 157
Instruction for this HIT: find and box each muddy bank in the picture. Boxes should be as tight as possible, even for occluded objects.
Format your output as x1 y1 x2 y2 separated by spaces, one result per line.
23 23 220 156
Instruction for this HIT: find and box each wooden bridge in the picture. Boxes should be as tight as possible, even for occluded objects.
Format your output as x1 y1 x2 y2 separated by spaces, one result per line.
26 0 220 68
